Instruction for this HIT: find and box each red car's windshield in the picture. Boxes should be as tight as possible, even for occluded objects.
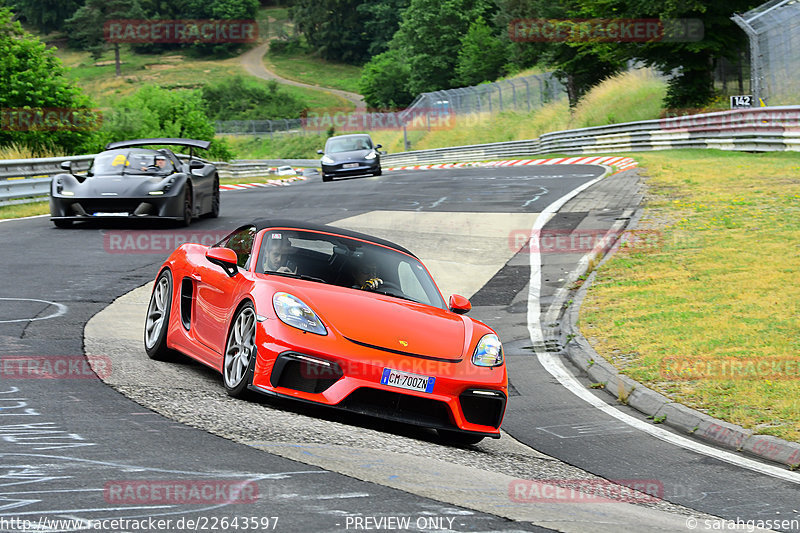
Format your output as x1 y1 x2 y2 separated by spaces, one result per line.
257 229 446 309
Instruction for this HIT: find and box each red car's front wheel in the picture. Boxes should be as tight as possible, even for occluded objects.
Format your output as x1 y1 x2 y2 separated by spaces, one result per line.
223 302 257 398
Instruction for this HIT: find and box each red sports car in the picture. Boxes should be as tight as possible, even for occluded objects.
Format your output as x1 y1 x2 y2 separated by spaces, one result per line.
144 220 507 443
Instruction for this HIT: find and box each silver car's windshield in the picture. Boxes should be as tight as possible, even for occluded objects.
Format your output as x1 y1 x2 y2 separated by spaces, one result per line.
258 229 445 308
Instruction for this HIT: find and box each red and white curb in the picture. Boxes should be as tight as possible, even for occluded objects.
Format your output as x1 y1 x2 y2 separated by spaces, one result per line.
220 176 308 191
386 155 638 174
219 156 638 191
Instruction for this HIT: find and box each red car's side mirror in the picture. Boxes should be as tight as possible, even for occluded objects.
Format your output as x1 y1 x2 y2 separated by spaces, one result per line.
449 294 471 315
206 247 238 277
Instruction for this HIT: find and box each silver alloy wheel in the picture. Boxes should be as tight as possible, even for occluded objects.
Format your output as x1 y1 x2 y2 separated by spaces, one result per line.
144 275 170 349
224 307 256 388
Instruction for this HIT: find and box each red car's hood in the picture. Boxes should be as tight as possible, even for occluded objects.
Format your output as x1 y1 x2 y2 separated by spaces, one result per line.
294 284 466 360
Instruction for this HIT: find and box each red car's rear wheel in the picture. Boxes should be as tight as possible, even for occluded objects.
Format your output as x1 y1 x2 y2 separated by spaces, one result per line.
144 270 177 361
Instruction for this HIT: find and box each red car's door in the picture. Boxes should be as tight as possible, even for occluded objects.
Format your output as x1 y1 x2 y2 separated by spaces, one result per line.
193 226 257 359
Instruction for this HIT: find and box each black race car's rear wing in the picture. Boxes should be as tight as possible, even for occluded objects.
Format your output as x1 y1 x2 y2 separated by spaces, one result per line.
104 138 211 161
105 138 211 151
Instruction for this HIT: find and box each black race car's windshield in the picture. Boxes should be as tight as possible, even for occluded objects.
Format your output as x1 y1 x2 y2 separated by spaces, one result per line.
90 151 174 176
325 136 373 154
258 229 446 309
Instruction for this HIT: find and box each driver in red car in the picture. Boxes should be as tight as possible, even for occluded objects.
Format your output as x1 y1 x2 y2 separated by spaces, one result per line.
265 234 297 274
352 259 382 290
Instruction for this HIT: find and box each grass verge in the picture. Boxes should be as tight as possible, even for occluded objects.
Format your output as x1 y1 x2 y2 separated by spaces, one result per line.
580 149 800 442
265 48 363 94
0 201 49 220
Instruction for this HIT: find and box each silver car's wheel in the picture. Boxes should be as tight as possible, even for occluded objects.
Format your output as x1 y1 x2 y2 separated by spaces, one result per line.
223 303 256 398
144 270 176 360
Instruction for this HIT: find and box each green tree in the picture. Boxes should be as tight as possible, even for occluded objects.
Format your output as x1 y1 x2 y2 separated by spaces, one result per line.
575 0 757 108
290 0 371 64
455 16 507 86
356 0 410 57
6 0 85 33
493 0 623 106
0 7 98 153
392 0 494 94
359 49 414 108
65 0 145 76
99 85 234 159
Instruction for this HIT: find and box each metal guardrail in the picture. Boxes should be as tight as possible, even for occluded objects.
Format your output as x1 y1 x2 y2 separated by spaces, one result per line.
3 106 798 206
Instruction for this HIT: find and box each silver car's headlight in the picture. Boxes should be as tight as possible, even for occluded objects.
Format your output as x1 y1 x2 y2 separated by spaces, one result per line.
321 155 334 164
364 151 377 160
272 292 327 335
472 334 503 367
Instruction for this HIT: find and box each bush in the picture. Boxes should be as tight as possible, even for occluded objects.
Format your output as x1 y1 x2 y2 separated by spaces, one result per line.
201 76 307 121
97 85 235 160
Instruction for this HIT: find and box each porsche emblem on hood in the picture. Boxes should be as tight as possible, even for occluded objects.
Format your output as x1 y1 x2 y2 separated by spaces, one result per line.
398 340 408 347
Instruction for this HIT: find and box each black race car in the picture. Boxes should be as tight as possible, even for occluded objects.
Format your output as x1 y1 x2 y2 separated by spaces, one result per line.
317 134 382 182
49 138 219 228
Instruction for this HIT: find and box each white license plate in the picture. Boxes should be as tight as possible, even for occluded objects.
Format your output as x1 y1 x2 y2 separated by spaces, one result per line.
93 212 129 217
380 368 435 393
342 163 359 168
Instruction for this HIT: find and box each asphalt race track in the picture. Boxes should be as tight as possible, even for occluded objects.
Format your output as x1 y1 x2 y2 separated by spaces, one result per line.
1 165 798 532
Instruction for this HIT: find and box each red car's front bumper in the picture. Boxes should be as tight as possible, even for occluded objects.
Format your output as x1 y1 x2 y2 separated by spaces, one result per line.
249 322 507 438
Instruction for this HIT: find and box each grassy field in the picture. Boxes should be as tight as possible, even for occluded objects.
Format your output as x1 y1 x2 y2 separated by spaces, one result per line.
264 49 363 94
56 46 352 112
580 150 800 442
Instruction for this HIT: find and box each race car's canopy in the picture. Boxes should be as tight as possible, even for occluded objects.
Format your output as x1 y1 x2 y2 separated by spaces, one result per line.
104 138 211 151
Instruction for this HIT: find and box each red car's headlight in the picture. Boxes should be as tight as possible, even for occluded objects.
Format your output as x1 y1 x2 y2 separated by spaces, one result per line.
472 334 504 367
272 292 327 336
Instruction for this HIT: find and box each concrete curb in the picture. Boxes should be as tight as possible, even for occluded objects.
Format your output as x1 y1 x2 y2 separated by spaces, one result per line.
555 201 800 470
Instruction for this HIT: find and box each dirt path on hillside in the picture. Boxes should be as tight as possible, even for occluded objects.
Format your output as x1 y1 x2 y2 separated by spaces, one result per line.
240 42 366 111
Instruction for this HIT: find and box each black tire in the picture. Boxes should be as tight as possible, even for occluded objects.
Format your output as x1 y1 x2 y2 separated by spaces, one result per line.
222 302 257 399
203 176 220 218
144 270 178 361
437 429 485 445
180 186 192 227
373 168 382 176
52 219 72 228
322 174 332 182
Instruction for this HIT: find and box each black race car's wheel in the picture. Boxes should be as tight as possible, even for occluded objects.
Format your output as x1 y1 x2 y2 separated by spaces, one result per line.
180 186 192 227
203 176 220 218
52 219 72 228
223 302 257 399
437 429 485 445
322 174 332 182
144 270 178 361
373 168 382 176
